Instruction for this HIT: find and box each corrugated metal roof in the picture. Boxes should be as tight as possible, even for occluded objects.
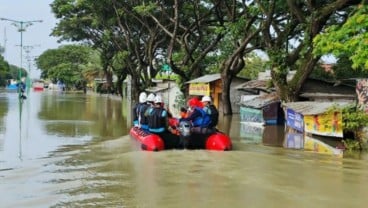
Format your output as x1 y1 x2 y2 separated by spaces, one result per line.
146 86 168 93
299 93 356 99
185 73 221 84
240 92 280 108
282 101 353 115
235 80 267 89
235 79 274 92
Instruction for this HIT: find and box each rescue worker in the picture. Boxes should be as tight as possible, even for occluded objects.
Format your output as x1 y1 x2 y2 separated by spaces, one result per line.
146 93 156 107
141 93 156 130
180 97 213 134
132 92 148 128
146 95 169 133
146 95 181 148
201 96 219 130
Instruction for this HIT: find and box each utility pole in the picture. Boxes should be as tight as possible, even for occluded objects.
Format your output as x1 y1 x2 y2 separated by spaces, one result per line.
23 44 40 92
0 18 42 89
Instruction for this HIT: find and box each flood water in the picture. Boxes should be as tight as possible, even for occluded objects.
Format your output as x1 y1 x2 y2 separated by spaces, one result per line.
0 91 367 208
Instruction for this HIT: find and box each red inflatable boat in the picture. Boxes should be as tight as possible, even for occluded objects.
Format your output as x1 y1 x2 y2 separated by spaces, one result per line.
129 126 232 151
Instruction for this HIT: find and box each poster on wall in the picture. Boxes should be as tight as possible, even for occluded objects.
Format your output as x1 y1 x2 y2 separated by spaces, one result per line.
188 83 210 96
304 111 343 138
286 108 304 132
356 79 368 113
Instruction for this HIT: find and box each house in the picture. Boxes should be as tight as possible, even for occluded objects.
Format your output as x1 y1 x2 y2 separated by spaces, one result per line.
146 78 182 117
235 79 283 125
299 78 356 102
185 73 248 114
282 101 349 156
238 92 284 125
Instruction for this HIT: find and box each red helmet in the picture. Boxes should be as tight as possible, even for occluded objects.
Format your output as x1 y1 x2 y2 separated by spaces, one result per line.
188 97 203 108
188 98 197 107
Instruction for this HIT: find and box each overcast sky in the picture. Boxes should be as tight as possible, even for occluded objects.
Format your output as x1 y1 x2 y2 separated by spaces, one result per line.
0 1 336 79
0 0 61 78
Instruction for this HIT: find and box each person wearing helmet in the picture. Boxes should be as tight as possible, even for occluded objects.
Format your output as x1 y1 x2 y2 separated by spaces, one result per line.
145 95 168 133
145 95 180 148
146 93 156 106
132 92 149 128
201 96 219 130
180 96 212 134
137 93 156 130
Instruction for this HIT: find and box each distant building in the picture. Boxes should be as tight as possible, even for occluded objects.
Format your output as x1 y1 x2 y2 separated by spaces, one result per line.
282 101 349 156
146 78 182 117
185 73 248 114
299 78 355 102
238 92 284 125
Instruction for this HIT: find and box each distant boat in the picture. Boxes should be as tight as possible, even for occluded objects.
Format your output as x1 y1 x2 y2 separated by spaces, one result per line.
5 83 18 92
33 81 44 91
6 80 25 93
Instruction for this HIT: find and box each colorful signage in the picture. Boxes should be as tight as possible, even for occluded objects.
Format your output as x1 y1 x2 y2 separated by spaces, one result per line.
356 79 368 113
188 83 210 96
286 108 304 132
304 111 343 137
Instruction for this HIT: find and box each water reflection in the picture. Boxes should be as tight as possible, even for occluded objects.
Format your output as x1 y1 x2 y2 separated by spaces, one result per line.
0 91 367 208
237 120 344 157
0 92 9 152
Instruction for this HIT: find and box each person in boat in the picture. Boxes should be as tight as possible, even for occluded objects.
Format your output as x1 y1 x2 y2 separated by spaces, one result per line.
132 92 149 128
201 96 219 131
146 93 156 107
180 106 188 119
145 95 168 133
180 97 214 134
140 93 156 130
145 96 180 147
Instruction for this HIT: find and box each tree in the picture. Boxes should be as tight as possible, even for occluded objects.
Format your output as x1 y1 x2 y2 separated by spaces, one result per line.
140 1 228 88
238 53 269 80
139 0 263 114
0 55 10 86
215 1 263 114
333 55 368 79
51 0 118 93
36 44 99 89
314 4 368 70
8 65 27 81
258 0 361 102
51 0 167 101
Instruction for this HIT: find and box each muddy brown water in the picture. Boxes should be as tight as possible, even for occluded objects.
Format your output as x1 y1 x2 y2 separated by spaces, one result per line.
0 91 367 208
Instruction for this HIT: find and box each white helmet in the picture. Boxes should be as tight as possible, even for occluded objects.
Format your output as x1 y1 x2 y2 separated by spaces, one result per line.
201 96 212 102
147 93 156 102
139 92 147 103
154 95 163 104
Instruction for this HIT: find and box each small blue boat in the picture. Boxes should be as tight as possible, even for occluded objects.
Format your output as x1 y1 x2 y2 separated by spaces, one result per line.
6 80 26 94
5 83 18 92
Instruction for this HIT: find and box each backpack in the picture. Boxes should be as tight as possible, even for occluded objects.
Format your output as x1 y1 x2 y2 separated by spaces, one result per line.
208 104 219 127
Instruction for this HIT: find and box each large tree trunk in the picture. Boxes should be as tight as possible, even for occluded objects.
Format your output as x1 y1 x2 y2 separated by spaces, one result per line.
221 73 233 115
116 73 127 97
130 76 140 106
271 53 320 102
105 70 114 94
